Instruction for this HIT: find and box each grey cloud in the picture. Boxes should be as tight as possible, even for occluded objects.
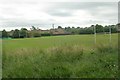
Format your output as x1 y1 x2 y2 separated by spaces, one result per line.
0 2 118 30
45 2 117 11
0 18 56 28
45 2 117 18
46 9 73 17
0 0 39 5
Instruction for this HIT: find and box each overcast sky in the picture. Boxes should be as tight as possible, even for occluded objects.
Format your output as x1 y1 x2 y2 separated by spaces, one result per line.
0 0 118 31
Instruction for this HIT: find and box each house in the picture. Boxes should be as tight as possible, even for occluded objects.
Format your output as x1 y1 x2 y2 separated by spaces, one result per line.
7 30 14 37
50 28 71 35
39 29 50 34
28 29 41 37
4 28 71 38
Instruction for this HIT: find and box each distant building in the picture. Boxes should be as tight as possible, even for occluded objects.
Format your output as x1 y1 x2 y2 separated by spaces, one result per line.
50 28 71 35
28 29 41 37
116 23 120 32
39 29 50 34
2 27 71 38
7 30 14 37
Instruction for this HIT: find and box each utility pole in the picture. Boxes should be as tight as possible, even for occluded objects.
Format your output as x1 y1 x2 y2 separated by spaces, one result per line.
26 31 27 38
109 26 112 45
52 24 54 29
94 25 96 44
19 31 20 38
52 24 55 46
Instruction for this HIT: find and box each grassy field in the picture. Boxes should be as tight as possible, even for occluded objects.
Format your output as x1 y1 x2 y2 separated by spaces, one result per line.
2 34 118 78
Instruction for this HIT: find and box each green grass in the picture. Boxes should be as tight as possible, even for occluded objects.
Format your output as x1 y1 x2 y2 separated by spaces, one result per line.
2 34 118 78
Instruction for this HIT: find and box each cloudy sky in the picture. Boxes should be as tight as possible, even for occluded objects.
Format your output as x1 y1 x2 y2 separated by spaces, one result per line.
0 0 118 31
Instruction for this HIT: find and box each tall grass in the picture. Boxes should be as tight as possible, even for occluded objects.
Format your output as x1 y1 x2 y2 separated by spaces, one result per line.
2 44 118 78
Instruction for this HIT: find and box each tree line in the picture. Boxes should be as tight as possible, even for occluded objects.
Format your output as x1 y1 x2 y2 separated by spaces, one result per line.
64 24 118 34
1 24 118 39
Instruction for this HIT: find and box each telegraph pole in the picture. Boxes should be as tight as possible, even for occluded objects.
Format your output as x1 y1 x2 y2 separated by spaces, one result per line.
26 30 27 38
52 24 55 46
52 24 54 29
94 25 96 44
19 31 20 38
109 26 112 45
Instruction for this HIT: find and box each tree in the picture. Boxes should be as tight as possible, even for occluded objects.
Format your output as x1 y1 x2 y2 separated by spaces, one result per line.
41 32 51 36
21 28 27 31
65 27 67 30
72 26 75 28
12 29 20 38
111 25 117 33
103 25 117 33
58 26 62 29
79 25 94 34
104 25 109 32
95 24 104 33
67 26 70 29
31 26 37 30
33 32 41 37
8 30 14 38
20 28 28 38
0 31 2 38
2 29 8 38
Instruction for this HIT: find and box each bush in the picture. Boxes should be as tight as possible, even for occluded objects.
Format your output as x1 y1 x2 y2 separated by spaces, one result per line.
33 33 41 37
41 33 51 36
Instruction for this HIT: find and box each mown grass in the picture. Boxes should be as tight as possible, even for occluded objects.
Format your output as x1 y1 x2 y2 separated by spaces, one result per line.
2 34 118 52
2 34 118 78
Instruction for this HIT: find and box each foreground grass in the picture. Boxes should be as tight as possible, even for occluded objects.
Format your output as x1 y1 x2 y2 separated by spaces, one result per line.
3 44 118 78
2 34 118 78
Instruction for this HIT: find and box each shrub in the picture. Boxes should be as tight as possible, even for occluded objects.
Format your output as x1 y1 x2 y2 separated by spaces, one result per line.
41 33 51 36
